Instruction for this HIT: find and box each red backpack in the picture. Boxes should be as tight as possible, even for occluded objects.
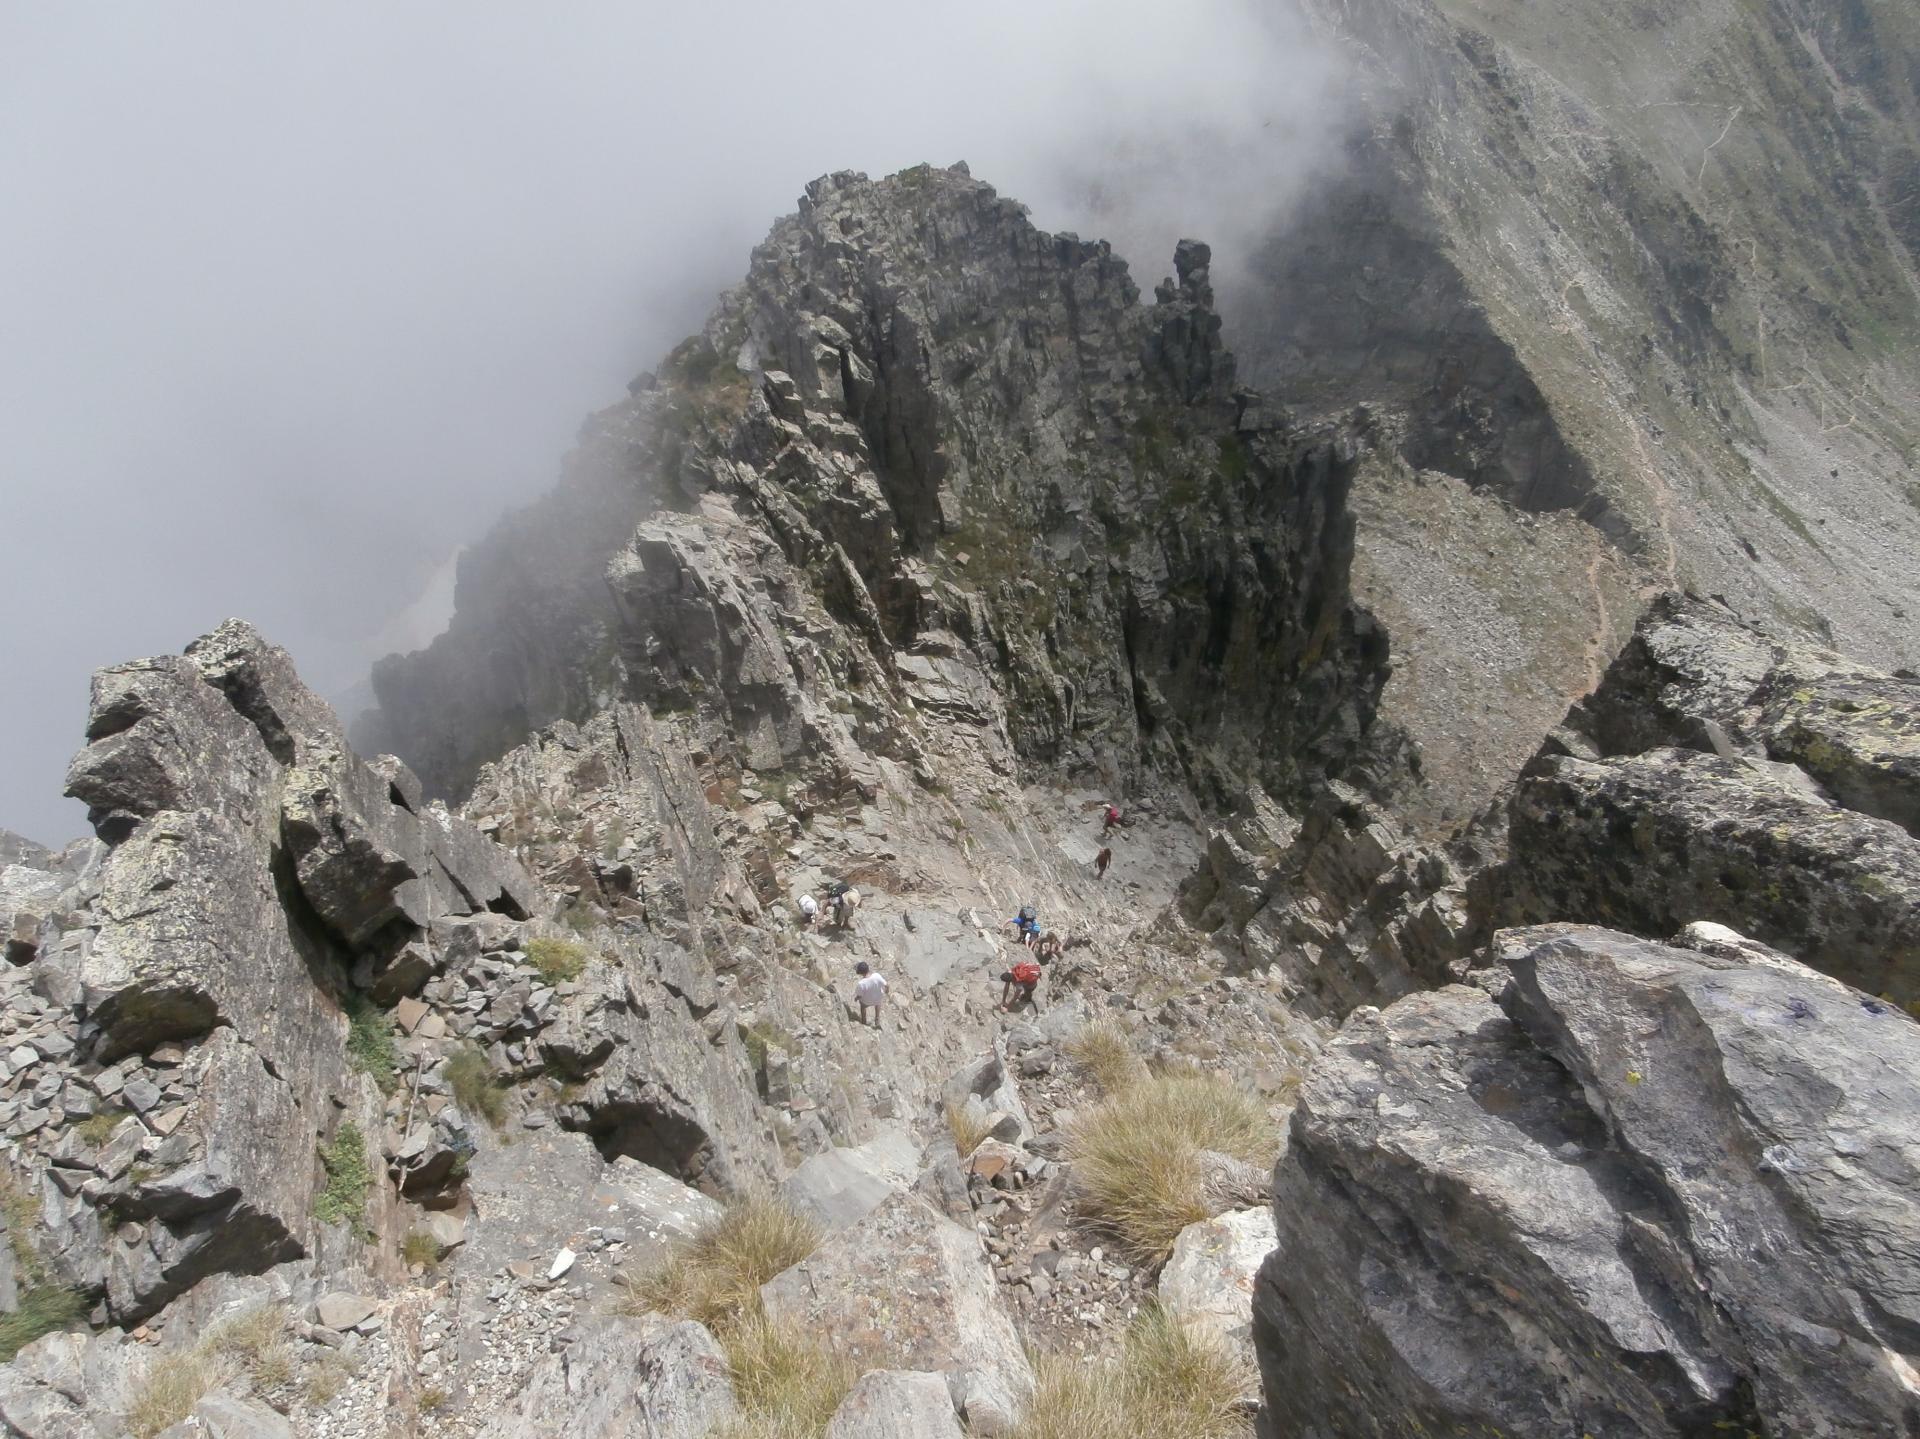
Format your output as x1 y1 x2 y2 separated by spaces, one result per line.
1012 960 1041 985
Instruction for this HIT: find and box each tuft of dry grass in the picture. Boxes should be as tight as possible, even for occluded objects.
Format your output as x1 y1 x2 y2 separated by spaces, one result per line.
946 1102 994 1159
73 1109 131 1147
126 1303 292 1435
250 1342 293 1391
203 1302 288 1367
304 1355 353 1408
1014 1307 1253 1439
619 1194 819 1331
714 1313 859 1439
1065 1022 1147 1095
1067 1070 1272 1264
618 1195 846 1437
126 1354 213 1439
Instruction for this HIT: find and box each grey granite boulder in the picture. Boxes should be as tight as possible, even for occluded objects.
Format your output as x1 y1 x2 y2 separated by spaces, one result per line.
1506 747 1920 1001
780 1147 897 1234
825 1370 966 1439
476 1316 736 1439
1255 923 1920 1438
779 1126 921 1234
44 621 543 1320
1159 1206 1275 1350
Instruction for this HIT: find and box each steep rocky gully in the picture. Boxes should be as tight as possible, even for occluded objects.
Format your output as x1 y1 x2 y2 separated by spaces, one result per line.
2 164 1916 1439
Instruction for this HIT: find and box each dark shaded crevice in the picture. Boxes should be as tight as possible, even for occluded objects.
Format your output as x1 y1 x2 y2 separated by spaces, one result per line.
198 673 298 765
267 839 361 1005
486 892 529 920
856 302 948 555
570 1099 716 1193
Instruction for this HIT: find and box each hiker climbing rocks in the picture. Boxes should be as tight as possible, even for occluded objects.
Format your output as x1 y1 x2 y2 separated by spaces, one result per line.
830 881 862 930
1000 956 1042 1011
854 960 888 1028
1095 846 1112 879
796 891 819 927
1102 802 1122 834
1034 931 1062 962
1008 905 1039 948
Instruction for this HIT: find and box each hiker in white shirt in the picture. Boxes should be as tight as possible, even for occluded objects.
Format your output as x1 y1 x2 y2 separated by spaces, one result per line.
853 961 889 1028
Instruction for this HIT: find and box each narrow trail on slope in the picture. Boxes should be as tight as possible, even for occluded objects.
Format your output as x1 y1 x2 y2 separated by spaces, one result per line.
1574 528 1623 699
1623 411 1683 594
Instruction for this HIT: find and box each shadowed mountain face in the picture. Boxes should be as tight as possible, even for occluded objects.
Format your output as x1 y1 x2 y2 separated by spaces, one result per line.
1215 0 1920 828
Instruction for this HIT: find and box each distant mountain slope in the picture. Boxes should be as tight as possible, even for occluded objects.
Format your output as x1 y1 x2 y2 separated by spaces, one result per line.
1223 0 1920 824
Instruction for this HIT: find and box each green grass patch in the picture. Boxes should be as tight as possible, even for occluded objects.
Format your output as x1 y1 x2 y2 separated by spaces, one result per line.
73 1109 130 1148
314 1122 370 1228
345 995 400 1094
525 938 589 985
401 1228 442 1270
447 1044 507 1129
0 1284 86 1361
1216 434 1250 484
1 1171 44 1278
740 1020 797 1074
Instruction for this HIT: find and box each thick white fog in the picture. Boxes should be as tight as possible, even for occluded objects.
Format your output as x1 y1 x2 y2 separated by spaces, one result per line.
0 1 1350 843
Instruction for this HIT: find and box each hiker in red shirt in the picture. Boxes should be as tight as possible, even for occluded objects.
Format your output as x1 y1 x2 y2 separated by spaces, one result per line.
1102 803 1122 834
999 957 1042 1012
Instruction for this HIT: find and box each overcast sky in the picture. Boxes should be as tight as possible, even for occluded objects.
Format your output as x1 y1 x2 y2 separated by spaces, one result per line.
0 1 1348 844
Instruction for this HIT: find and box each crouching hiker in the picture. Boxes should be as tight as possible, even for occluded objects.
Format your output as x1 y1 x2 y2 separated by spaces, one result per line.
831 883 862 930
854 960 888 1028
796 892 819 927
999 956 1042 1012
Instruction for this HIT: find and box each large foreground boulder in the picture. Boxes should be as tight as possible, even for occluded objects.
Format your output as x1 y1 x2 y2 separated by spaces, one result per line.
760 1192 1033 1432
1508 748 1920 1001
1255 923 1920 1438
1501 593 1920 1003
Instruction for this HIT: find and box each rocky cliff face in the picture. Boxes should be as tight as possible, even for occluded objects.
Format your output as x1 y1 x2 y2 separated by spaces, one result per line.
40 622 542 1323
361 165 1392 813
5 132 1919 1439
